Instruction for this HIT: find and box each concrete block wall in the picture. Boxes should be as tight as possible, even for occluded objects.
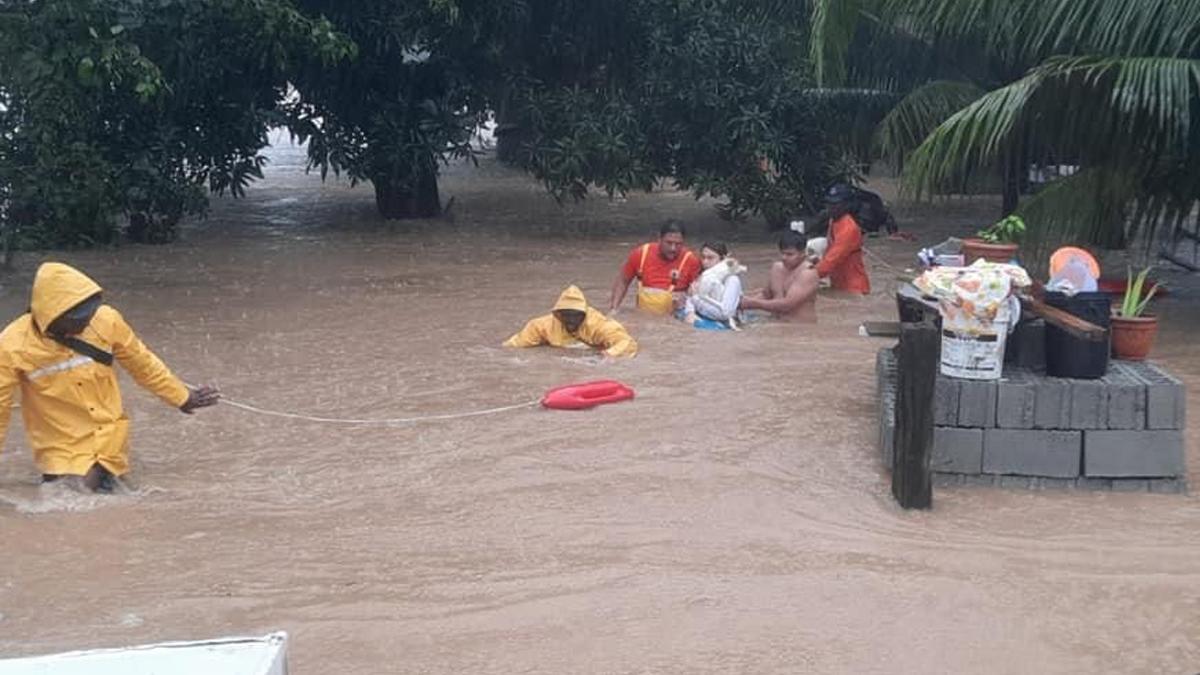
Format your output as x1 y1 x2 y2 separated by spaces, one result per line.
1122 361 1186 429
877 348 897 468
1083 430 1185 477
933 427 982 474
996 370 1036 428
876 348 1188 491
983 429 1080 477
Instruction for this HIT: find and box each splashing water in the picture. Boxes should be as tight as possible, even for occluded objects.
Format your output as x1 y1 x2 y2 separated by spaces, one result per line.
0 479 165 514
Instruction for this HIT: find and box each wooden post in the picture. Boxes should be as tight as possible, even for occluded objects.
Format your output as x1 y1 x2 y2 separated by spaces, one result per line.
896 284 941 326
896 292 928 324
892 320 938 509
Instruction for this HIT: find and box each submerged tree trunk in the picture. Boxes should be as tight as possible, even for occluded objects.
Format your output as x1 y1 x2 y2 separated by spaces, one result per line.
1 216 14 271
494 122 522 166
1001 158 1022 217
372 166 441 219
493 90 524 166
126 212 181 244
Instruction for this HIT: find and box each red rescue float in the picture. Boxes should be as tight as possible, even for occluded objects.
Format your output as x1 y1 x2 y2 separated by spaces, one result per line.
541 380 635 410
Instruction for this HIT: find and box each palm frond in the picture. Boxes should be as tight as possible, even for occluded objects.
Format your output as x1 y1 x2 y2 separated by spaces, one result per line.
877 0 1200 69
810 0 976 91
875 79 984 166
905 56 1200 198
810 0 864 87
900 75 1040 197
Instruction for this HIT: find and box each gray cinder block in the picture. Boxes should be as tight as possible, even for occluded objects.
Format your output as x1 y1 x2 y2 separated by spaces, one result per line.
932 473 964 488
933 427 984 474
983 429 1082 477
1069 379 1107 429
1076 477 1112 490
957 379 997 427
1103 364 1147 430
877 348 896 394
1123 362 1186 430
1110 479 1150 492
1083 430 1185 477
999 475 1034 489
1033 377 1071 430
934 375 960 426
877 348 897 468
997 369 1036 429
1038 477 1076 491
880 390 896 468
1148 478 1187 494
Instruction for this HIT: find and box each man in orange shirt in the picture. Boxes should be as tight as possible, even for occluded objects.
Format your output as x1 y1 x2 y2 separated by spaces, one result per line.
816 184 871 294
609 221 702 315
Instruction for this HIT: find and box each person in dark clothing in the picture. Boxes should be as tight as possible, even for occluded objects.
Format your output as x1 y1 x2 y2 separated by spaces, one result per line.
810 185 898 238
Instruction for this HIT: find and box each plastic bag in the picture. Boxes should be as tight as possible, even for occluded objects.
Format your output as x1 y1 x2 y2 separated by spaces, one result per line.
1047 255 1098 296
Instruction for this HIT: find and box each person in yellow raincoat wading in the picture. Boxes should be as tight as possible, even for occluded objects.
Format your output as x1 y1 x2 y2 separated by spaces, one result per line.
0 263 220 492
504 285 638 357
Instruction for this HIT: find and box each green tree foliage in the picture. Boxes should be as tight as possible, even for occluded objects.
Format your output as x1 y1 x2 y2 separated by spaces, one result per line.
285 0 501 219
506 0 839 225
3 0 843 240
289 0 841 224
0 0 350 247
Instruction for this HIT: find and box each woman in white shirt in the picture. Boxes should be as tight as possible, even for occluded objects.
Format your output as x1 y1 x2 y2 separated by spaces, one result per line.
683 242 743 325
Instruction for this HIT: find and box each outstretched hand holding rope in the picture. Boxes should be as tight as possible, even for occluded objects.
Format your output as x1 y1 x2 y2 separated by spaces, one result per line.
181 385 221 414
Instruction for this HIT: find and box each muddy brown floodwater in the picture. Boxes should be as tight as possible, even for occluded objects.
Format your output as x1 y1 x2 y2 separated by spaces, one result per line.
1 135 1199 674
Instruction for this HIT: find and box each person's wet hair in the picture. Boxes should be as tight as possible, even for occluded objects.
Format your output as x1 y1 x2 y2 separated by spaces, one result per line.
779 230 808 251
660 220 686 238
701 241 728 258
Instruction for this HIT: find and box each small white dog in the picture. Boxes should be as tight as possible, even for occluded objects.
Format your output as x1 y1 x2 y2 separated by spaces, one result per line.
686 257 747 329
806 237 832 288
698 257 746 301
806 236 828 262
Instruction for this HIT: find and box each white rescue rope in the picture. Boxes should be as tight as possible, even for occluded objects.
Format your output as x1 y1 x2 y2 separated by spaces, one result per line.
216 396 540 426
184 382 541 426
863 246 906 276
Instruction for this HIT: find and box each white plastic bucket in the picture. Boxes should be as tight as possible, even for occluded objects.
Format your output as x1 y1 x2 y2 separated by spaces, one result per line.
939 302 1012 380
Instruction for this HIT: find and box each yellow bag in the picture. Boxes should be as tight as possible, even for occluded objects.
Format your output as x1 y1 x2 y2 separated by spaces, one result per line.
636 286 675 315
634 244 692 315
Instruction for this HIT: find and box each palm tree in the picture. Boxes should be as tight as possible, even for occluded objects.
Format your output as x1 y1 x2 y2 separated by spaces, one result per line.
811 0 1200 252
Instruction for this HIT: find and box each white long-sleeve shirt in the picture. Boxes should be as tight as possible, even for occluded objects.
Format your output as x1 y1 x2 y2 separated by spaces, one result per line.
690 275 743 322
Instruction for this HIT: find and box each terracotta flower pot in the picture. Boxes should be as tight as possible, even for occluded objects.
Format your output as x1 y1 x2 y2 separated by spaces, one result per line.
1111 314 1159 361
961 238 1019 265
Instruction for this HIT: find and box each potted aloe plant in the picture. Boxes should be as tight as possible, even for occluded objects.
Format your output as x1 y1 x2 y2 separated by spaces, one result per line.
963 214 1025 264
1111 266 1160 360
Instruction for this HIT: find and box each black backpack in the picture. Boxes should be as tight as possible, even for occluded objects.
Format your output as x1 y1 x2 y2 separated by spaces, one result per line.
851 188 897 235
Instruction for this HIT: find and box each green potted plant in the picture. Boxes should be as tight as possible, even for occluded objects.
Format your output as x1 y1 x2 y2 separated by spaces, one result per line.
1111 266 1160 360
963 215 1025 264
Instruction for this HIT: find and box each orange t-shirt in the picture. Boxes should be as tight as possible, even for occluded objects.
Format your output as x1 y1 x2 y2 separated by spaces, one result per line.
621 243 701 291
816 214 870 294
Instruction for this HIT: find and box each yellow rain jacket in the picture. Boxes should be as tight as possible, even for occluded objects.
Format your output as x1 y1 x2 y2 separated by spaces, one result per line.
0 263 190 476
504 285 638 357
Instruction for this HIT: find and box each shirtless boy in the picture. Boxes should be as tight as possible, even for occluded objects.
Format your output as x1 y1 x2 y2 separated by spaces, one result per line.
739 231 819 322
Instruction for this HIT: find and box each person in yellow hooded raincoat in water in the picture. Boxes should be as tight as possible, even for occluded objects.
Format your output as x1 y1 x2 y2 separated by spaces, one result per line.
504 285 638 357
0 263 220 492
